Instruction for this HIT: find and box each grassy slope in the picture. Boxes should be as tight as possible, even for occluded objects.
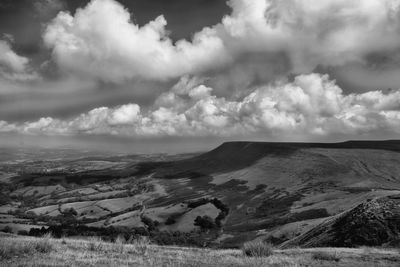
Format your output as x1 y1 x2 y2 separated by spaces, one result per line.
1 235 400 267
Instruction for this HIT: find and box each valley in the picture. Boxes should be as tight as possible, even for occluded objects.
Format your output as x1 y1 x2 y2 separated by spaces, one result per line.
2 140 400 248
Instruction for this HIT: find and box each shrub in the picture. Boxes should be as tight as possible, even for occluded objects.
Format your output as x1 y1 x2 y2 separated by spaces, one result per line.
312 251 340 262
242 240 274 257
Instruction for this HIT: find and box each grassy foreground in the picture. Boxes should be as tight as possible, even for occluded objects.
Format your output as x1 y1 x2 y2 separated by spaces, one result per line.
1 235 400 267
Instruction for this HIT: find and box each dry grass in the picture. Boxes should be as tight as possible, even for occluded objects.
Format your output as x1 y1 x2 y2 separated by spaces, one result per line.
0 234 53 260
1 235 400 267
87 236 105 252
242 240 274 257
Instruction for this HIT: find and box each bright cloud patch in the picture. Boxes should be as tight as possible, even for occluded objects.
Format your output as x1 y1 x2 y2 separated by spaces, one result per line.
44 0 400 82
44 0 229 82
2 74 400 138
0 40 38 82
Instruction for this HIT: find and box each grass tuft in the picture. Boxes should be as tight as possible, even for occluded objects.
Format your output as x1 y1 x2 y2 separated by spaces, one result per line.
130 236 150 256
242 240 274 257
87 236 105 252
113 235 125 253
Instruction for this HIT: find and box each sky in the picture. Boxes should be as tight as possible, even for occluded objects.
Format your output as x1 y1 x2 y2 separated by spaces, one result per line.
1 0 400 153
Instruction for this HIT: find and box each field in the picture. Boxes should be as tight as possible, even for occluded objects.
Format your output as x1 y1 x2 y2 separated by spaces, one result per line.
1 234 400 267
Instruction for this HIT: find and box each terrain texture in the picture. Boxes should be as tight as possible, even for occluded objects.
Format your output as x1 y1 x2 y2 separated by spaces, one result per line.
1 140 400 248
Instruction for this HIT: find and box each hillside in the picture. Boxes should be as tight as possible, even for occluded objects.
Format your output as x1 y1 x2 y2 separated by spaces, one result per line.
282 195 400 248
2 140 400 248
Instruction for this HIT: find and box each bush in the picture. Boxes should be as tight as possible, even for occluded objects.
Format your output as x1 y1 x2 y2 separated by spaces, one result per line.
242 241 274 257
312 251 340 262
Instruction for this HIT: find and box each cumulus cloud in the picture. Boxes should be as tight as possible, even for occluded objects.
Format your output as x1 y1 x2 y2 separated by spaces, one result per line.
43 0 400 83
43 0 229 82
0 40 38 81
3 74 400 138
0 41 29 73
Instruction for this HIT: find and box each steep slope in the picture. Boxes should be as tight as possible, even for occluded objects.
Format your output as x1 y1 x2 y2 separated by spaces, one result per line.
281 195 400 248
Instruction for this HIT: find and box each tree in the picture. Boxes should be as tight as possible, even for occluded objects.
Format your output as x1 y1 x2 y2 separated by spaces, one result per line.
194 216 216 230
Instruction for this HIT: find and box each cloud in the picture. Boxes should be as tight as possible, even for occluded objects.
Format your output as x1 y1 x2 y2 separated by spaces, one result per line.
222 0 400 71
43 0 229 82
3 74 400 138
4 0 400 143
0 40 38 81
43 0 400 84
0 40 29 73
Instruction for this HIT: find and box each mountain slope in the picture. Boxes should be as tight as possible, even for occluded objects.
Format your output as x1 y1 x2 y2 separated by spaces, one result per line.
281 195 400 248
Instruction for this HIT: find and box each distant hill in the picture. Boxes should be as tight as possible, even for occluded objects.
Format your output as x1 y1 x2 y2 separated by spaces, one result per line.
138 140 400 178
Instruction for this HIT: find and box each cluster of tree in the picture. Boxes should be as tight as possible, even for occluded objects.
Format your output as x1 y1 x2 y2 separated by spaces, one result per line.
18 203 147 227
210 198 230 227
187 198 210 209
25 224 208 247
187 198 230 228
194 215 216 230
141 216 159 231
